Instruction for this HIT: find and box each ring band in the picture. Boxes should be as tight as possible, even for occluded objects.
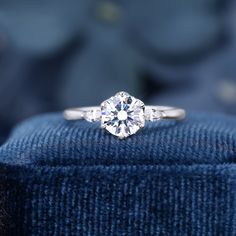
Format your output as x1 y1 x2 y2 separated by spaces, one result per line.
64 91 186 139
64 106 185 121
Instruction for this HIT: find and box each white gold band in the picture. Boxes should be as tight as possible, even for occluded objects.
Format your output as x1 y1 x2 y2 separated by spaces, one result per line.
64 106 186 122
63 91 186 139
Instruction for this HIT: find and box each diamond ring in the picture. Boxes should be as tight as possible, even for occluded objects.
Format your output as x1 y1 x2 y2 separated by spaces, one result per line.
64 91 186 139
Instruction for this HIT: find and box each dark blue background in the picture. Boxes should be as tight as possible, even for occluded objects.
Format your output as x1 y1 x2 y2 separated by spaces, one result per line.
0 0 236 142
0 2 236 234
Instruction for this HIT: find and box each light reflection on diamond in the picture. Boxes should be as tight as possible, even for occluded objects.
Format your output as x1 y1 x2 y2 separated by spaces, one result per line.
101 91 145 138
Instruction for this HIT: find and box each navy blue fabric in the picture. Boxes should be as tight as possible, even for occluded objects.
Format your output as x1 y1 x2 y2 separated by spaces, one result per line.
0 112 236 235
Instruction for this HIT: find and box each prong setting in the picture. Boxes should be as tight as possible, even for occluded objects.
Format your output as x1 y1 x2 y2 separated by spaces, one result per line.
100 91 145 138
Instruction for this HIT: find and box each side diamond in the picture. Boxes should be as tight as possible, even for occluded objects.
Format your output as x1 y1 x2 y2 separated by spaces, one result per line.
145 107 162 121
84 108 101 122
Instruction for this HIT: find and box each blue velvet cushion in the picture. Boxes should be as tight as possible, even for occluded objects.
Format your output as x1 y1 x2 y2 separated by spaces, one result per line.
0 112 236 235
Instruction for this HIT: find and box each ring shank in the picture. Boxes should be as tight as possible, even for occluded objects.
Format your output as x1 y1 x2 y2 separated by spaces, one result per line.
63 107 101 121
64 106 185 121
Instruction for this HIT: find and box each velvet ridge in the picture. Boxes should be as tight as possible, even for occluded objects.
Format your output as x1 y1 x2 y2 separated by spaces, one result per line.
0 112 236 235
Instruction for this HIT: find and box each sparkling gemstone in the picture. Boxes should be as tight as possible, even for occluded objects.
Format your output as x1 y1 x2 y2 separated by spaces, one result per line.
101 91 145 138
144 107 162 121
84 108 101 122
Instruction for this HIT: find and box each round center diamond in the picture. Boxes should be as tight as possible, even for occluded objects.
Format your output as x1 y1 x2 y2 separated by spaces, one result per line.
101 91 145 138
117 110 128 121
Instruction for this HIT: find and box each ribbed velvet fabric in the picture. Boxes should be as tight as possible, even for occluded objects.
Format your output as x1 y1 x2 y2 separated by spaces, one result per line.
0 112 236 236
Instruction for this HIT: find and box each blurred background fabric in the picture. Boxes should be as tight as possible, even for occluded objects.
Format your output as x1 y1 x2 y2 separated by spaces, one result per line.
0 0 236 143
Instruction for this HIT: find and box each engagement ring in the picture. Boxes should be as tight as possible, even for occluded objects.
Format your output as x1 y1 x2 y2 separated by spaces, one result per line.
64 91 186 139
